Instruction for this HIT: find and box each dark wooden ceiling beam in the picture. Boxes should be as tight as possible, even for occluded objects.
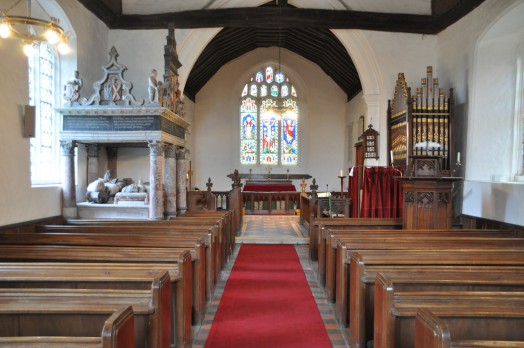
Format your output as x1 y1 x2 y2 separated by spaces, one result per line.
77 0 121 25
111 7 442 34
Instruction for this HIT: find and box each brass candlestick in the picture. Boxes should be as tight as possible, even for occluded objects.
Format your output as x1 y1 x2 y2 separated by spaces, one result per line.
338 176 346 197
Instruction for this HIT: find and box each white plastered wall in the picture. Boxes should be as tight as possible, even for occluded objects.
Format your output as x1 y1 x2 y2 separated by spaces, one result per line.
0 0 108 226
437 0 524 226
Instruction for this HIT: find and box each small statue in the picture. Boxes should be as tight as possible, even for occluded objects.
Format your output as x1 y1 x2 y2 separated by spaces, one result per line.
148 69 158 103
63 70 82 106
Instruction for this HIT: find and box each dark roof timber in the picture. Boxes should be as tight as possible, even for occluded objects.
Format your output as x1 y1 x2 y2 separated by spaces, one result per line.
78 0 485 34
77 0 486 101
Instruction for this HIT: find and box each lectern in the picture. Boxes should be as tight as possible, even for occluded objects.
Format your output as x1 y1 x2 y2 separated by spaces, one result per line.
395 156 462 229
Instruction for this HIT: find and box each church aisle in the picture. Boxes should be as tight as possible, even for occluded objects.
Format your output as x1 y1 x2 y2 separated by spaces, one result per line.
193 217 348 348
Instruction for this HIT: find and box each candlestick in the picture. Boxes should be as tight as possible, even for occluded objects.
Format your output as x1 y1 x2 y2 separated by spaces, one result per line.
338 174 346 197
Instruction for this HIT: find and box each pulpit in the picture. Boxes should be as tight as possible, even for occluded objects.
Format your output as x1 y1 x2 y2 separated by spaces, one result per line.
395 156 462 229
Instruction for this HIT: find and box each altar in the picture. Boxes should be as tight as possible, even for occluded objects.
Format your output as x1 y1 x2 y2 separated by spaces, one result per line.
243 180 296 192
227 173 311 215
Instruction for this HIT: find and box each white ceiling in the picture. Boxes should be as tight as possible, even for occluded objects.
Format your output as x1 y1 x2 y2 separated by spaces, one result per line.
121 0 432 16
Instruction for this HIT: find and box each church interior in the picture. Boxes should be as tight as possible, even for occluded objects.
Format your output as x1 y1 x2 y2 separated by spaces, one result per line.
0 0 523 347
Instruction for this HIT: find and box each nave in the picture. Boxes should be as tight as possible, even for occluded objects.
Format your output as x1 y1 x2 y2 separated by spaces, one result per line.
193 215 348 348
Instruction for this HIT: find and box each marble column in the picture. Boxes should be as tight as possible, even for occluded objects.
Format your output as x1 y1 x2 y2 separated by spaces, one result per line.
148 141 165 220
164 144 177 218
86 144 99 184
176 147 188 215
60 140 77 218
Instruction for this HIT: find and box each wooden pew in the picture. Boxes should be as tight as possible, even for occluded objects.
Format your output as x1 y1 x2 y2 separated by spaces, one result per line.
62 217 227 271
415 308 524 348
182 211 236 254
375 272 524 348
313 217 403 260
0 287 168 348
0 305 135 348
0 230 210 322
323 229 516 303
374 279 524 348
0 264 191 348
31 225 217 302
332 235 524 324
348 267 524 348
348 250 524 348
55 220 224 276
0 245 206 327
321 228 514 289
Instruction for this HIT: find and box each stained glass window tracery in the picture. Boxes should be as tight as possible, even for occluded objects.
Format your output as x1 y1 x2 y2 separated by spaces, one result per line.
240 65 299 165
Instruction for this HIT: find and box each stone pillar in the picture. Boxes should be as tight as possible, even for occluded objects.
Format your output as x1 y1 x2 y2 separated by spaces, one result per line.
148 141 165 220
176 147 188 215
86 144 99 184
164 144 177 218
60 140 77 218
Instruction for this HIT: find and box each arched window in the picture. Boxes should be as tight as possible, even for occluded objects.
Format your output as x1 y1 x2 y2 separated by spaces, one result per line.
240 66 299 165
29 41 61 185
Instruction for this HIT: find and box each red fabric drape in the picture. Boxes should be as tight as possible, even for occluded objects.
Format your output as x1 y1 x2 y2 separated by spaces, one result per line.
348 168 360 217
349 167 403 218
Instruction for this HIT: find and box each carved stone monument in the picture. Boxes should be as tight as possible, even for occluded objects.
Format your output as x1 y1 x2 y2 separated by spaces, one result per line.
57 46 190 220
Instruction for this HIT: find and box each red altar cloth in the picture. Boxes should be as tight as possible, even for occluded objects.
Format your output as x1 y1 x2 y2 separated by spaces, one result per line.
243 182 296 192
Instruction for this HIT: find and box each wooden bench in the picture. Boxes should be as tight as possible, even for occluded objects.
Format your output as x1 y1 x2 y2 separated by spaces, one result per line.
347 267 524 348
323 229 516 303
47 221 224 278
0 286 168 348
348 250 524 348
374 281 524 348
415 308 524 348
31 225 217 302
0 264 191 348
332 234 524 323
0 305 134 348
321 228 514 289
182 211 236 253
0 245 206 327
8 228 209 321
62 217 228 270
310 217 402 260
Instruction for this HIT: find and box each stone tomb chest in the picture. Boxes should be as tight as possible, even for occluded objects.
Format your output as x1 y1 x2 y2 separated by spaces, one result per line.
57 47 190 220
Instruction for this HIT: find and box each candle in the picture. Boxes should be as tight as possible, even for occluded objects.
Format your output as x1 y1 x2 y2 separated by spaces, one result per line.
390 150 394 162
457 152 461 163
340 170 344 177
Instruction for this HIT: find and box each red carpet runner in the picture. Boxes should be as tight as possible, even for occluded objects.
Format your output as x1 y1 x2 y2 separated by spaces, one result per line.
204 244 332 348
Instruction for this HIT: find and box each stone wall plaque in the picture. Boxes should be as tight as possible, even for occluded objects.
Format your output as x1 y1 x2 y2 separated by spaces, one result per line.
63 114 185 139
63 115 160 132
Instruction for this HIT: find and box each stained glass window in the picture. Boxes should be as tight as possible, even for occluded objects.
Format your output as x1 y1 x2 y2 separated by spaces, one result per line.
29 42 61 185
240 98 258 164
240 66 299 165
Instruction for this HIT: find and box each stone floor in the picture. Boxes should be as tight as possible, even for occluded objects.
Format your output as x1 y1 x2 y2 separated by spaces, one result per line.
193 215 349 348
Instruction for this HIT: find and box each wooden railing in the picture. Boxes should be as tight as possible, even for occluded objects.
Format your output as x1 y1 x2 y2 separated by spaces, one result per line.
242 191 301 215
211 191 230 210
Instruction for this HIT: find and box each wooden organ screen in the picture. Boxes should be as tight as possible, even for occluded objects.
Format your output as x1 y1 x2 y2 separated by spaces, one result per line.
388 67 454 175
